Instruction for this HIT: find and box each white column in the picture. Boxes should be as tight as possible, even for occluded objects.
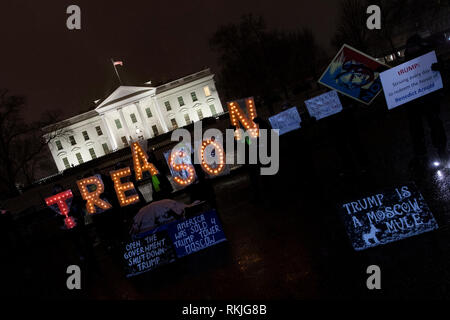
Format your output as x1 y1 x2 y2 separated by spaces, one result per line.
118 107 132 142
135 101 152 138
152 96 169 133
101 114 118 150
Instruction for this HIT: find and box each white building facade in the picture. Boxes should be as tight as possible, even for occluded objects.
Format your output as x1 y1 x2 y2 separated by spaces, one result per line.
44 69 224 172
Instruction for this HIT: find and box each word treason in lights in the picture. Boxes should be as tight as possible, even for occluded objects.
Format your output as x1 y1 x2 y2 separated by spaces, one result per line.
45 98 261 217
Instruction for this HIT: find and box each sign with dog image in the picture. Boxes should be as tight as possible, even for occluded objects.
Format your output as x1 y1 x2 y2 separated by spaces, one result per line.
338 183 438 251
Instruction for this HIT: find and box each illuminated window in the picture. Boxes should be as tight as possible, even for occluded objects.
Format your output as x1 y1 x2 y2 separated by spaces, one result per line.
165 101 171 111
203 86 211 97
55 140 63 151
178 96 185 106
95 126 103 136
152 125 158 136
121 136 128 146
209 104 217 116
130 113 137 123
82 131 89 141
76 152 83 164
102 143 109 154
184 114 191 125
191 92 198 102
145 107 152 118
69 136 77 146
89 148 97 159
62 157 70 169
197 109 204 120
171 118 178 129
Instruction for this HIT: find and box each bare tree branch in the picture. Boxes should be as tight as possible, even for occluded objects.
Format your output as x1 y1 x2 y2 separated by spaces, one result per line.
0 90 71 196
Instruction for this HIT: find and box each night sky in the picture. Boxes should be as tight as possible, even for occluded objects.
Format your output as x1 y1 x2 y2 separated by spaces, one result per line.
0 0 339 123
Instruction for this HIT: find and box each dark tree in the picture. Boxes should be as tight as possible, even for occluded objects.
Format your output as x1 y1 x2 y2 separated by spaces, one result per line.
367 0 446 58
332 0 372 52
0 90 69 197
333 0 450 58
210 14 325 114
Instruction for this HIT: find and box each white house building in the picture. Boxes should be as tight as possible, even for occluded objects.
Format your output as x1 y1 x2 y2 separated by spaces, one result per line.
43 68 224 172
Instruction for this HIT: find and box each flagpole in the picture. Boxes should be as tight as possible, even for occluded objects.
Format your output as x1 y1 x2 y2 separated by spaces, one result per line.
111 58 122 85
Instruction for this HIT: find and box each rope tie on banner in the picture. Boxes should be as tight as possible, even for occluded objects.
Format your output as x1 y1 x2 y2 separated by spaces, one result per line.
152 175 161 192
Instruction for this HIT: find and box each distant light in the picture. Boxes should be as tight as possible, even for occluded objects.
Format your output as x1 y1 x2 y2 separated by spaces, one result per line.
433 161 440 167
437 170 443 178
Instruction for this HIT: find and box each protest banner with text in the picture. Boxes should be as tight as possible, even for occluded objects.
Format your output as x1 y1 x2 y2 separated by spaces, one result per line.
379 51 443 110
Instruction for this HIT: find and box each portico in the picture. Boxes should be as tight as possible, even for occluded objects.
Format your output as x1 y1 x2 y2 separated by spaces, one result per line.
94 86 160 146
44 68 224 172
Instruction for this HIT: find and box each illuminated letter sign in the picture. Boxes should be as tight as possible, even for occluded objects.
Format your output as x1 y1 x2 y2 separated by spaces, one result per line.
130 141 159 180
45 189 77 229
168 149 195 186
110 167 140 206
227 97 259 140
199 139 225 176
76 176 112 214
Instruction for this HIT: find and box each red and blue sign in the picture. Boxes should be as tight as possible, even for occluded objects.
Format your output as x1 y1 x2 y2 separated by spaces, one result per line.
318 44 389 105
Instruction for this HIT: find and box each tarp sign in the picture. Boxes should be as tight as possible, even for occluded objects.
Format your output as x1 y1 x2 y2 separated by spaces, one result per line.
167 209 227 258
123 230 176 277
379 51 443 110
268 107 301 135
338 183 438 251
304 91 343 120
318 44 389 105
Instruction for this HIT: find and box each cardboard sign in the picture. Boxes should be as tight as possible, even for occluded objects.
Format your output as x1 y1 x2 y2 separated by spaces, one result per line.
379 51 443 110
123 209 226 277
123 230 176 277
338 183 438 251
304 91 343 120
167 209 227 258
318 44 389 105
268 107 301 135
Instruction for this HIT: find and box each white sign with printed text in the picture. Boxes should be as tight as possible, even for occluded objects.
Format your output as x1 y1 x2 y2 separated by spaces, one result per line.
379 51 443 110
